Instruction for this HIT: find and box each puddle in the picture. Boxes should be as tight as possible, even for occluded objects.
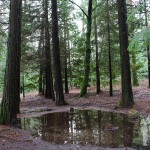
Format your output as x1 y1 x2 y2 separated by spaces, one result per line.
21 110 150 149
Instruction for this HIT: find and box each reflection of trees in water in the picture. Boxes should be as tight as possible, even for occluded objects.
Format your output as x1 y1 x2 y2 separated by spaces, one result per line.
22 110 145 148
122 115 134 147
41 113 70 144
22 117 42 137
100 112 118 147
140 116 150 146
98 111 102 145
83 111 95 144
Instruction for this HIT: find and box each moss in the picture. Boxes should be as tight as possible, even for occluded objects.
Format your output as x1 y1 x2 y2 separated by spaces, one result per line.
127 109 140 119
0 103 10 124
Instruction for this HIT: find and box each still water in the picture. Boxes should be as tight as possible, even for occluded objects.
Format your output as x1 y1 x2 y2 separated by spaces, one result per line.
21 110 150 149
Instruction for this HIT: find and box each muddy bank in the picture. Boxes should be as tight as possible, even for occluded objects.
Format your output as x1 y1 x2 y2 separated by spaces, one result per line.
0 125 135 150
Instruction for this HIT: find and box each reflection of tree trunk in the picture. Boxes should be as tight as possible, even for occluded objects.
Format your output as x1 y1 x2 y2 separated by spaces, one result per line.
98 111 102 145
122 116 134 146
70 113 74 144
83 111 94 144
110 112 115 147
41 113 69 144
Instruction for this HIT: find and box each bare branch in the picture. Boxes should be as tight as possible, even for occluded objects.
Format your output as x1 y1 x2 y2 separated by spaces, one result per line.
92 3 101 12
68 0 88 18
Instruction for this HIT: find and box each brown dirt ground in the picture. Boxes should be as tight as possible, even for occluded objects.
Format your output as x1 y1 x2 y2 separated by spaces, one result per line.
0 80 150 150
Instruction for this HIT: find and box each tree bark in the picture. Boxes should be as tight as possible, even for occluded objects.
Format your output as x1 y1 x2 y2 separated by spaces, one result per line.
94 13 101 94
80 0 93 97
51 0 65 105
117 0 133 107
107 0 113 96
38 24 44 95
44 0 55 100
64 17 69 94
1 0 22 124
22 74 25 98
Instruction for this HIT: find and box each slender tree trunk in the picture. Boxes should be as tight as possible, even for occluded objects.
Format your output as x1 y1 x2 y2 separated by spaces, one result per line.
39 64 43 94
107 0 113 96
38 24 44 95
67 30 72 89
80 0 93 97
42 76 45 95
94 14 100 94
44 0 55 100
22 74 25 98
1 0 22 124
117 0 133 107
51 0 65 105
64 19 69 94
144 0 150 88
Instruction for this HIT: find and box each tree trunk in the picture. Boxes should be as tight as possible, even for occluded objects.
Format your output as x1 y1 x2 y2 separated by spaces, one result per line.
67 30 72 89
38 24 44 95
51 0 65 105
64 18 69 94
117 0 133 107
22 74 25 98
144 0 150 88
80 0 93 97
107 0 113 96
0 0 22 124
94 13 101 94
44 0 55 100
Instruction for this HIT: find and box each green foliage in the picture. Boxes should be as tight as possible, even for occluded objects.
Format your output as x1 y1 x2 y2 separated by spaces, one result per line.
23 73 39 92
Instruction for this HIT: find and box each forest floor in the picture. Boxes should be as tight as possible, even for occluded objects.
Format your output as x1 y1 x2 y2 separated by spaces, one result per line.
0 79 150 150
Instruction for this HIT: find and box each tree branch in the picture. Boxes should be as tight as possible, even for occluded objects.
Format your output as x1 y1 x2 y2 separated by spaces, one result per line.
92 3 101 12
68 0 88 18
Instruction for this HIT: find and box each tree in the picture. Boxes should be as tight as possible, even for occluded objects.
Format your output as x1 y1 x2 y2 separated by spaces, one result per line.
80 0 93 97
38 23 44 95
106 0 113 96
144 0 150 88
94 0 101 94
0 0 22 124
117 0 134 107
44 0 55 100
51 0 66 105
